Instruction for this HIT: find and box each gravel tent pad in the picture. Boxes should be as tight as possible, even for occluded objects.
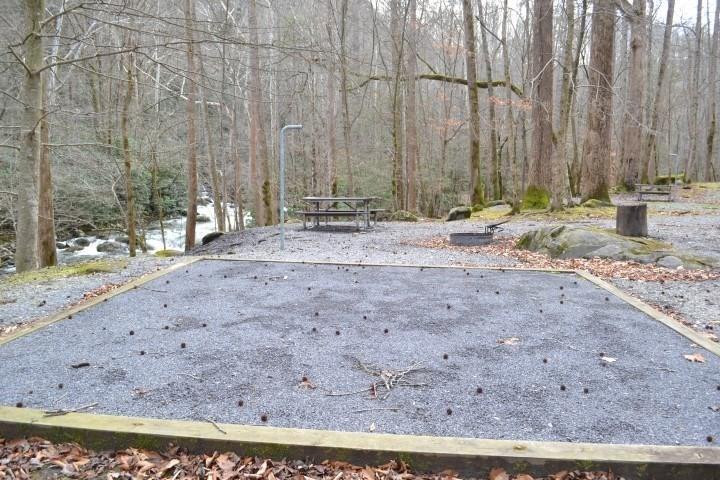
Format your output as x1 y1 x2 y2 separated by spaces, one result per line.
0 259 717 446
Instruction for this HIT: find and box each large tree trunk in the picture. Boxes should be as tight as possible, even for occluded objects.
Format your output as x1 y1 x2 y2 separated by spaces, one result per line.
15 0 45 272
527 0 554 207
405 0 418 211
684 0 703 181
581 0 615 202
121 55 137 257
621 0 647 189
477 0 500 201
461 0 483 205
643 0 674 182
706 0 720 181
183 0 198 251
248 0 273 226
549 0 579 210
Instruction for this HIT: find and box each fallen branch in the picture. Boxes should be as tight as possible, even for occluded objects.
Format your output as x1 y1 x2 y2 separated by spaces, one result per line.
203 417 227 434
43 402 98 417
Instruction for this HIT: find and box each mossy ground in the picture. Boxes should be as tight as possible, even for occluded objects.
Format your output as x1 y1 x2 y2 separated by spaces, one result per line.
470 204 617 222
1 259 128 287
154 249 183 258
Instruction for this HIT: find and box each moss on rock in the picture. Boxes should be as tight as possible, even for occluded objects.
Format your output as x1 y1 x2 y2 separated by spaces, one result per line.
154 249 183 258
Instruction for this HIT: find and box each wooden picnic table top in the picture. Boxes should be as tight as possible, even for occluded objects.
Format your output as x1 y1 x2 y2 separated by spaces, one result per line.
302 196 379 202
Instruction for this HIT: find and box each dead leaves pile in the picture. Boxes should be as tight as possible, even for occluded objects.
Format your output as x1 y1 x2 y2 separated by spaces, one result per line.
76 283 122 304
409 237 720 282
0 438 625 480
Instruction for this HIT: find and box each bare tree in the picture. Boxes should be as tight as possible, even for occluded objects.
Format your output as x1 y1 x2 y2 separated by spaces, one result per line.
14 0 45 272
528 0 554 207
121 53 137 257
581 0 616 202
184 0 198 251
684 0 703 181
643 0 674 182
619 0 647 190
462 0 484 205
477 0 501 201
405 0 419 211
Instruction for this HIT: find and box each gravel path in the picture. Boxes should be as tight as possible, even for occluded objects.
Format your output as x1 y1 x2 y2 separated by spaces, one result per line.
1 260 717 445
0 257 173 330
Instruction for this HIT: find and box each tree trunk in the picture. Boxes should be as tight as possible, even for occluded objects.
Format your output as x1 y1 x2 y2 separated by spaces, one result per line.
706 0 720 181
549 0 578 210
15 0 45 272
684 0 703 181
405 0 419 211
528 0 554 206
643 0 674 182
248 0 273 226
183 0 198 251
390 0 405 210
462 0 483 205
38 87 56 268
325 4 338 197
621 0 647 190
339 0 354 195
580 0 615 202
121 55 137 257
232 102 245 231
616 203 648 237
502 0 519 211
198 61 225 232
477 0 500 201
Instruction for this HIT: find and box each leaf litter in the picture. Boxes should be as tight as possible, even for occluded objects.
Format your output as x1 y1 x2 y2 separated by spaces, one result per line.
0 438 628 480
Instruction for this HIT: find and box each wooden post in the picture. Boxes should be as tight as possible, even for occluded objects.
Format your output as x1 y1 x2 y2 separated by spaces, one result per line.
616 203 648 237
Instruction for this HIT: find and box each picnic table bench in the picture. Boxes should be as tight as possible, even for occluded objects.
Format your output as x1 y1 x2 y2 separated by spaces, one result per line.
301 196 383 230
635 184 672 201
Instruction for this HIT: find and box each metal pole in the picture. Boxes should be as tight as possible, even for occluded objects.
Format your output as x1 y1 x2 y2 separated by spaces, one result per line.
280 124 302 250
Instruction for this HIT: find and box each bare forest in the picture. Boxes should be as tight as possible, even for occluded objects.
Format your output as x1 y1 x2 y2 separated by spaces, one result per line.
1 0 718 272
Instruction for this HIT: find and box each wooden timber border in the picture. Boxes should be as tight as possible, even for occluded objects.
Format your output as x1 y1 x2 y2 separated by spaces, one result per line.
0 257 718 478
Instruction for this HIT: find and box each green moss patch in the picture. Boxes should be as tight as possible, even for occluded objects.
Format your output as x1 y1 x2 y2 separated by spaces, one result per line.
522 185 550 209
154 249 184 258
1 259 127 287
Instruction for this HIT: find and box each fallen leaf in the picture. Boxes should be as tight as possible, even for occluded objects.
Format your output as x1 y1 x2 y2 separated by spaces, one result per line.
369 422 376 432
601 356 617 363
488 467 509 480
684 353 706 363
516 475 534 480
710 405 719 412
299 379 317 389
497 337 520 346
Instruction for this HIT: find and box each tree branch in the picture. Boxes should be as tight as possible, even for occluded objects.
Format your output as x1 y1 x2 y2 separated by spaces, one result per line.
352 73 524 97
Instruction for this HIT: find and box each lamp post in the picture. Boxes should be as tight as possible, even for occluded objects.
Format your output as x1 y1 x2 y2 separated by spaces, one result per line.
279 124 302 250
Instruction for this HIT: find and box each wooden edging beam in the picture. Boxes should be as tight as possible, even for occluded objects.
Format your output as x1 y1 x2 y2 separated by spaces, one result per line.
0 407 718 479
0 256 202 347
575 269 720 358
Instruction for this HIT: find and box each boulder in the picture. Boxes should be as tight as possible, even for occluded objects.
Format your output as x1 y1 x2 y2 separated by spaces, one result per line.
115 235 130 244
486 200 509 207
517 225 717 269
96 241 127 253
197 214 212 223
657 255 684 269
56 242 68 249
581 199 614 208
73 237 91 247
446 206 472 222
197 196 212 206
202 231 224 245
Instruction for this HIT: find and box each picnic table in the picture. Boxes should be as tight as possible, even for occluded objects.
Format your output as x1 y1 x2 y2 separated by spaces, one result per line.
635 184 672 201
301 196 383 230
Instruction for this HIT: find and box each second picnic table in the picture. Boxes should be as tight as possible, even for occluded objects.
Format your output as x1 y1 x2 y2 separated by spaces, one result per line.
301 196 382 230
